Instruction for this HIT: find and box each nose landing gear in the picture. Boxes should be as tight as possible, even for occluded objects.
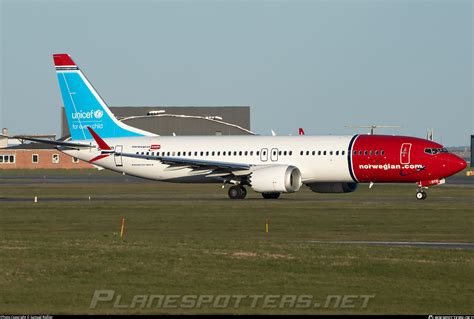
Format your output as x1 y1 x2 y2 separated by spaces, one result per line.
416 189 427 200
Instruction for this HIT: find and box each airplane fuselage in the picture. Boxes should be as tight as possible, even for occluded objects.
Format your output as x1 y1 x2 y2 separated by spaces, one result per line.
62 134 465 185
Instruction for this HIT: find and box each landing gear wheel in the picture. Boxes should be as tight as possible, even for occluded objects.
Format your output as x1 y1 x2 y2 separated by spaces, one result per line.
262 192 280 199
228 185 247 199
239 186 247 199
416 190 427 200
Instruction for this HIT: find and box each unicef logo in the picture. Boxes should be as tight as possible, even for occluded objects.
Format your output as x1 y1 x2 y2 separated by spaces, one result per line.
94 110 104 119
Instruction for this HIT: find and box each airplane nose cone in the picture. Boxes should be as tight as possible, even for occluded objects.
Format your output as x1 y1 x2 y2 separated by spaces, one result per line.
448 155 467 175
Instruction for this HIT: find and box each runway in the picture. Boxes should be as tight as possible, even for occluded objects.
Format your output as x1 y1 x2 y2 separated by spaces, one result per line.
0 172 472 185
0 174 151 184
302 240 474 250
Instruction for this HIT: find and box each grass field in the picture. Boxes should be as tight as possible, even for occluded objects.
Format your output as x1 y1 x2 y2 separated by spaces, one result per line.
0 170 473 314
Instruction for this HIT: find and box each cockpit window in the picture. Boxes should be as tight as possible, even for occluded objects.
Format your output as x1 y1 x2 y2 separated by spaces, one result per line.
424 147 448 155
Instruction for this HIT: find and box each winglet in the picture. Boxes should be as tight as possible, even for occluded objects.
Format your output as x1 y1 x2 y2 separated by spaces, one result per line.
87 126 111 150
298 128 305 136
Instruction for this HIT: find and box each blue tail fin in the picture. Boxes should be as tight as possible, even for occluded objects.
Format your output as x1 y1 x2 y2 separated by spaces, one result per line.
53 54 155 140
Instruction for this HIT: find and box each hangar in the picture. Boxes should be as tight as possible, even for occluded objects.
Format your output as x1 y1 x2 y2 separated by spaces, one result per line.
61 106 253 137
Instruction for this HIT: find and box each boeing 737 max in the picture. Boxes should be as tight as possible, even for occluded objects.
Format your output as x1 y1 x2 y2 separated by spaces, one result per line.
19 54 467 200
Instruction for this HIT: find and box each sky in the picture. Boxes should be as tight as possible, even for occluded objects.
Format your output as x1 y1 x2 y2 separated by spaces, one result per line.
0 0 472 146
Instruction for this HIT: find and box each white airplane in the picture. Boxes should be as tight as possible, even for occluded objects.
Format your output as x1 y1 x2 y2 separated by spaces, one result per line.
21 54 466 200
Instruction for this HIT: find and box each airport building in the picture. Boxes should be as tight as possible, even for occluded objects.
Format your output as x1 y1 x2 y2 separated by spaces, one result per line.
0 106 252 169
0 143 91 169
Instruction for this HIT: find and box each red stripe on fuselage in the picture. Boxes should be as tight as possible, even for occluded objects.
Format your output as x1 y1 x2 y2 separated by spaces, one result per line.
89 154 109 163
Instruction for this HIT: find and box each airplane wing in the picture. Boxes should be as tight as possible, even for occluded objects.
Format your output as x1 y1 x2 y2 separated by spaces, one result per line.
12 136 94 149
86 126 251 175
118 152 251 171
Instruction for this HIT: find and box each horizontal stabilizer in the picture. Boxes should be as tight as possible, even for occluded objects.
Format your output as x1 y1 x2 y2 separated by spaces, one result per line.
13 136 93 149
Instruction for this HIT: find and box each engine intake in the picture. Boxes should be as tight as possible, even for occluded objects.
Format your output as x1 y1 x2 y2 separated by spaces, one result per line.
307 182 358 193
250 165 302 193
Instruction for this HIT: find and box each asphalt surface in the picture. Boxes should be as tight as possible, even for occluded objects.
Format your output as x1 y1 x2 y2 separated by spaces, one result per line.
302 240 474 250
0 173 153 184
0 172 473 185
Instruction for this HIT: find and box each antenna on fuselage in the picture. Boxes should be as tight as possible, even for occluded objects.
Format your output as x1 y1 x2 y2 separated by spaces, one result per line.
427 128 434 141
346 125 401 135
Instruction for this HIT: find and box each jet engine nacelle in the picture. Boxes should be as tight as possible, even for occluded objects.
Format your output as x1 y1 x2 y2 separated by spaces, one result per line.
307 182 358 193
249 165 302 193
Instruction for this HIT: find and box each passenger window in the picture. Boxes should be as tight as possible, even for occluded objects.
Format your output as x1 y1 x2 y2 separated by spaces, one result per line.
318 151 321 156
381 150 385 155
206 151 209 156
364 150 368 156
342 150 345 156
330 151 333 155
369 150 373 155
336 151 339 155
306 151 310 155
212 151 215 156
283 151 287 156
375 150 379 155
289 151 292 156
323 151 327 155
300 151 304 155
312 151 315 155
245 151 248 156
250 151 254 156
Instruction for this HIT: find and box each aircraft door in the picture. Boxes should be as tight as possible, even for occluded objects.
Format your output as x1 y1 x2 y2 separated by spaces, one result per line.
270 148 278 162
114 145 123 166
400 143 411 165
260 148 268 162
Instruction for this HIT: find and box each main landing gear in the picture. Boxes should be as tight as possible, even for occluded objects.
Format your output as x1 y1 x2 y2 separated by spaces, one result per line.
228 185 247 199
226 185 281 200
416 189 427 200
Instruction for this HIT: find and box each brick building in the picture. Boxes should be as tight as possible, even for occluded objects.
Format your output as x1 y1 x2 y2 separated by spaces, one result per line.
0 143 92 169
